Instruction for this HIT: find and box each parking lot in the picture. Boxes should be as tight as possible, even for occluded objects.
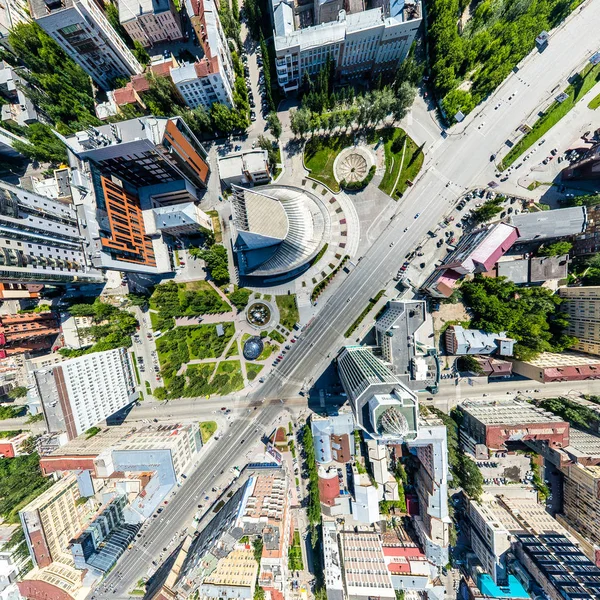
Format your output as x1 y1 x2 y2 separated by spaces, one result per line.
477 452 532 487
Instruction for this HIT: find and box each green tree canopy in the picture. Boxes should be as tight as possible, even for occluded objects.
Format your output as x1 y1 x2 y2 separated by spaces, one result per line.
538 241 572 256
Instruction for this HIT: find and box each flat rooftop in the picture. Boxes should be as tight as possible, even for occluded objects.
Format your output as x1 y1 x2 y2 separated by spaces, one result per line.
460 399 566 426
509 206 586 242
565 428 600 460
203 548 257 587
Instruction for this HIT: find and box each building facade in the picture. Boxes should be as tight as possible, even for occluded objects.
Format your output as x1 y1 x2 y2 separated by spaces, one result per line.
559 286 600 356
510 351 600 383
34 348 138 440
30 0 142 90
273 1 422 93
119 0 183 47
175 0 235 108
0 180 101 285
0 312 60 357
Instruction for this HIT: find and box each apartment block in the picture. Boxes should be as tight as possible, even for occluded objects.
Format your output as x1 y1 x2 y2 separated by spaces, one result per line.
174 0 235 108
510 351 600 383
0 312 60 357
34 348 138 440
30 0 142 90
337 345 419 442
558 286 600 356
0 180 101 285
0 62 38 127
119 0 183 47
273 0 422 92
458 399 569 451
200 548 258 600
445 324 515 356
0 431 31 458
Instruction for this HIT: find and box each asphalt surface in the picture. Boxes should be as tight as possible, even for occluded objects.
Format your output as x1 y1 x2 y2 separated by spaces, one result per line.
95 400 286 599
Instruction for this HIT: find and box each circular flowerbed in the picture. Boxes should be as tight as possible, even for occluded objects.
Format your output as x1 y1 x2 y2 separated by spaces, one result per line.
246 302 272 328
338 152 368 182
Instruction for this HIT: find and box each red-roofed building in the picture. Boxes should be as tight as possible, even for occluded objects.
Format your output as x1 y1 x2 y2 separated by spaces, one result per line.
511 351 600 383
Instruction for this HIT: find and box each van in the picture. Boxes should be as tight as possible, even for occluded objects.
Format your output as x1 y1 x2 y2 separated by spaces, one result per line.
153 331 162 337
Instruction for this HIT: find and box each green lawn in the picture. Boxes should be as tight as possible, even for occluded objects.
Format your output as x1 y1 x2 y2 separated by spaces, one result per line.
226 339 239 357
589 92 600 110
288 531 303 571
276 295 299 330
246 363 264 381
501 61 600 169
379 128 423 198
269 330 285 343
257 342 277 361
199 421 217 443
304 135 352 192
212 360 244 394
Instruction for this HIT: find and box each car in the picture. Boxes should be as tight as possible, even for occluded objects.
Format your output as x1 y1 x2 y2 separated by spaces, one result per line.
221 407 227 411
490 154 496 161
277 355 283 359
250 112 256 122
290 338 296 343
414 212 421 219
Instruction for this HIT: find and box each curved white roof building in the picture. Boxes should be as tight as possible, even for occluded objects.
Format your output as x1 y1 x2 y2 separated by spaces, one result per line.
231 185 327 278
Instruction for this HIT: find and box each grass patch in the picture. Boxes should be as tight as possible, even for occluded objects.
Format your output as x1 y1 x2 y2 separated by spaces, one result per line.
242 333 251 344
206 210 222 243
288 530 303 571
246 363 264 381
145 381 151 395
527 181 542 191
344 290 385 338
588 92 600 110
132 355 141 384
155 323 235 382
226 340 239 358
304 135 352 192
199 421 217 443
269 330 285 343
501 61 600 169
276 294 299 330
258 342 277 360
379 128 423 198
311 243 328 266
213 360 244 394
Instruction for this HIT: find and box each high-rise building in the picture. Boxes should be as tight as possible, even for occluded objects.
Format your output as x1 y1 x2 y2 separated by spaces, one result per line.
0 312 60 357
64 116 210 192
0 180 101 285
337 345 419 442
119 0 184 47
558 286 600 356
177 0 235 108
30 0 142 90
273 0 422 93
33 348 138 440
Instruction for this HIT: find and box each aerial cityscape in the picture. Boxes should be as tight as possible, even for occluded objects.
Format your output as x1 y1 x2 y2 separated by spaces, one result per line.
0 0 599 599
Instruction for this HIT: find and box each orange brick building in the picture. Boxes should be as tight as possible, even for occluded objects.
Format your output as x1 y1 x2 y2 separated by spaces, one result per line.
0 312 59 357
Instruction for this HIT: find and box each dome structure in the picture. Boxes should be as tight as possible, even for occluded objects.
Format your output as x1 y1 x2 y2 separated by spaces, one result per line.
231 184 327 277
379 407 410 437
243 336 264 360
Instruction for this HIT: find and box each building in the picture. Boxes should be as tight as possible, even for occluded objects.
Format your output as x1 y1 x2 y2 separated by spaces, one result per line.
510 351 600 383
338 530 396 600
0 126 27 158
445 325 515 356
558 286 600 355
574 203 600 256
0 312 60 357
337 345 419 442
0 180 101 285
311 413 355 465
515 533 600 600
471 356 513 379
33 348 138 440
422 223 519 298
30 0 142 90
0 62 38 127
0 0 30 42
64 116 210 192
273 0 422 93
508 206 586 242
119 0 183 47
231 185 326 279
19 473 89 569
0 431 31 458
458 399 569 451
0 524 29 594
496 255 569 285
0 283 42 300
143 202 214 236
174 0 235 108
218 150 271 187
200 548 258 600
374 299 438 392
561 142 600 181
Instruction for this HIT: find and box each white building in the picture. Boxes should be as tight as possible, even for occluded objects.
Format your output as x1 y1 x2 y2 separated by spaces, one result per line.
172 0 235 108
30 0 142 90
143 202 213 236
273 0 422 92
33 348 138 440
0 62 38 127
0 180 102 285
0 0 30 45
218 149 271 187
119 0 183 47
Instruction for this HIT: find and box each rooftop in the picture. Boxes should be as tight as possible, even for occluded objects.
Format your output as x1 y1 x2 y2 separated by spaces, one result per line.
509 206 586 242
564 428 600 460
119 0 173 21
203 548 257 587
460 399 567 426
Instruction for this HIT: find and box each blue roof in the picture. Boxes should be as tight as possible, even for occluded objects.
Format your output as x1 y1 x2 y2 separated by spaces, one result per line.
478 574 529 599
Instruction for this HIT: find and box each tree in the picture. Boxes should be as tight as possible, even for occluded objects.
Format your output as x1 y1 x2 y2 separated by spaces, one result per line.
290 107 311 138
472 199 503 223
457 355 484 374
12 123 67 164
133 41 151 66
105 2 134 47
211 103 235 133
7 387 27 400
153 387 168 400
267 112 282 138
142 72 185 116
539 241 572 256
229 288 251 310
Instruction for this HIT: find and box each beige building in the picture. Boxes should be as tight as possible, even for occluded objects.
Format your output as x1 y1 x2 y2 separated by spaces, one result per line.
510 351 600 383
119 0 183 47
200 548 258 600
558 286 600 355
